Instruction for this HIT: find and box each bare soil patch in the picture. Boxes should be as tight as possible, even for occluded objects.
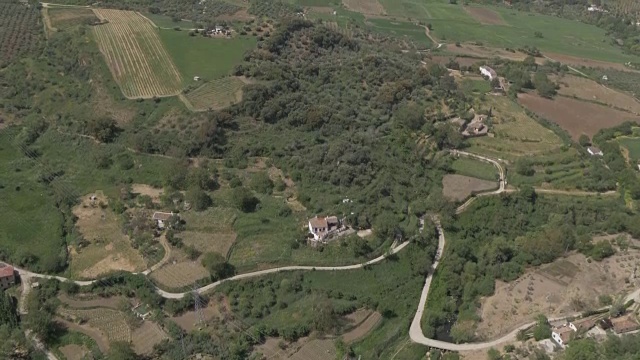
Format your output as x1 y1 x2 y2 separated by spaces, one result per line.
171 299 228 331
442 174 497 201
518 92 640 139
132 321 169 355
477 249 640 339
288 339 337 360
445 44 531 63
342 0 386 16
59 294 128 310
545 52 639 73
59 344 89 360
464 7 507 25
342 311 382 344
554 75 640 115
344 308 372 326
71 192 146 278
131 184 164 203
150 254 209 290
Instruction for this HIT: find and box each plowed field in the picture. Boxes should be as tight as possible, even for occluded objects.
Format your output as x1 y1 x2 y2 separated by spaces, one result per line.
92 9 182 98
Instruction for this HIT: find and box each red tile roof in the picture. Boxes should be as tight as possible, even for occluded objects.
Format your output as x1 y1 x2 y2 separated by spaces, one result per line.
0 263 14 278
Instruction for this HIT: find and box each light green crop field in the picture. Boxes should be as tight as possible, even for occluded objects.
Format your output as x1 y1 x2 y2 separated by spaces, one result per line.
183 76 247 111
450 157 497 181
373 0 640 63
159 30 257 84
366 18 431 47
618 137 640 161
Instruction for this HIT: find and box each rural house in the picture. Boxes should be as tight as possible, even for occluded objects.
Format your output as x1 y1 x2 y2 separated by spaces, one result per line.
479 65 497 80
152 211 175 230
587 146 603 156
611 314 640 334
569 318 596 333
0 263 15 290
551 325 574 347
308 215 340 241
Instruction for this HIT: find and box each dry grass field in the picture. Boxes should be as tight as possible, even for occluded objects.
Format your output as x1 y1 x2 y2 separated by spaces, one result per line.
342 311 382 344
442 174 497 201
288 339 337 360
57 318 110 353
70 192 146 279
430 55 479 67
59 293 127 310
59 344 90 360
180 207 238 257
132 321 169 355
58 308 131 344
518 93 640 139
182 76 247 111
150 253 210 289
554 75 640 115
464 7 507 25
342 0 386 16
545 51 639 72
47 8 98 30
171 300 228 331
476 248 640 339
92 9 183 98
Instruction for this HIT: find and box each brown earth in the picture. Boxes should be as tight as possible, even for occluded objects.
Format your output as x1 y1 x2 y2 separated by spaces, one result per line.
444 44 531 62
132 321 169 355
171 298 229 332
342 311 382 344
442 174 497 201
464 6 507 25
518 92 640 139
342 0 386 16
553 74 640 115
150 258 210 290
288 339 337 360
476 249 640 339
59 344 89 360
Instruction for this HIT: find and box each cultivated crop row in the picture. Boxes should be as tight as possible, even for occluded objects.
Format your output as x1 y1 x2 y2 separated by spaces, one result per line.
0 2 43 67
60 308 132 343
92 9 182 98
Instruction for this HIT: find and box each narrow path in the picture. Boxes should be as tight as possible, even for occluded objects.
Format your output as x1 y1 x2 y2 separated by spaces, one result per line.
421 25 444 49
142 234 171 275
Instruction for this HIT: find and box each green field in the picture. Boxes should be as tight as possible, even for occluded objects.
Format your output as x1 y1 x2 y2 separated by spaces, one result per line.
142 13 194 29
159 30 257 84
618 137 640 161
362 0 640 63
183 76 247 111
450 157 497 180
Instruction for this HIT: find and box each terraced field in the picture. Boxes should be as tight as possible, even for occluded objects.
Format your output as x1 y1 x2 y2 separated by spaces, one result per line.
183 77 247 111
59 308 131 343
92 9 182 98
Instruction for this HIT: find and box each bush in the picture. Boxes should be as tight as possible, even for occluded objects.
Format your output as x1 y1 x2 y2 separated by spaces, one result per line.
250 172 274 194
232 187 259 212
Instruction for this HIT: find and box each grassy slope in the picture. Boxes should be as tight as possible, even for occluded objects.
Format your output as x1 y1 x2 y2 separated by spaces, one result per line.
159 29 256 84
379 0 640 63
618 137 640 161
450 157 497 180
0 130 65 270
142 13 194 29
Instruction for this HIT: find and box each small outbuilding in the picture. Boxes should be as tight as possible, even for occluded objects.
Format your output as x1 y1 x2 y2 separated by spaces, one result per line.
611 315 640 334
479 65 497 80
0 263 15 290
587 146 603 156
152 211 175 229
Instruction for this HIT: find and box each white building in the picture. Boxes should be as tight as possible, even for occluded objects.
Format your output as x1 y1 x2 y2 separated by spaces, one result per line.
152 211 175 229
479 65 497 80
587 146 603 156
308 215 339 241
552 325 574 347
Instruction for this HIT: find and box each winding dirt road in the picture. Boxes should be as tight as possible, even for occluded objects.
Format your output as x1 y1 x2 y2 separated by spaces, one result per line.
10 150 636 352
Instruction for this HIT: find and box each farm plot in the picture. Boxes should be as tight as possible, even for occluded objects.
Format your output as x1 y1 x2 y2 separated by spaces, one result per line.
150 253 210 290
442 174 497 201
0 2 43 66
618 137 640 162
342 311 382 344
288 339 337 360
555 75 640 115
464 6 507 25
467 96 564 159
58 308 131 344
518 93 640 140
342 0 386 16
70 192 146 279
477 249 640 339
59 344 90 360
182 77 247 111
132 321 168 355
47 7 98 30
92 9 183 99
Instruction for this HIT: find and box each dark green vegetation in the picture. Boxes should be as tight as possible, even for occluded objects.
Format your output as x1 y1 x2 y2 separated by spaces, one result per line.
0 0 43 67
424 191 635 343
177 235 438 359
559 332 640 360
